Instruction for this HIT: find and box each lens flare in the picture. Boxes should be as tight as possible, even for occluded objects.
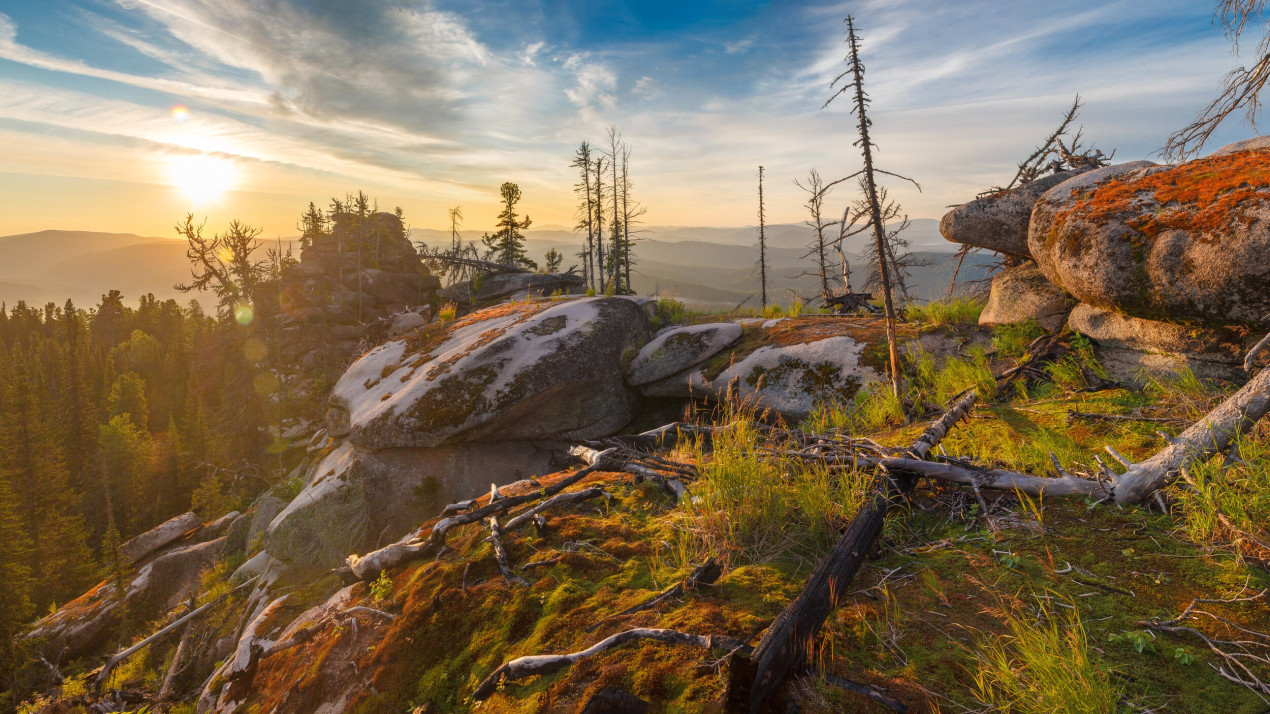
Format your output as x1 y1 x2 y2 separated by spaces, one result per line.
171 104 191 122
167 154 237 204
234 301 254 326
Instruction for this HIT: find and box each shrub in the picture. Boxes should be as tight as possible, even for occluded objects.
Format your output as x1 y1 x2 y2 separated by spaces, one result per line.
653 297 687 327
437 302 457 321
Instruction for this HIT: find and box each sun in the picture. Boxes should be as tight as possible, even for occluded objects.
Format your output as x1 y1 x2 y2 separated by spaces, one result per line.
167 154 237 204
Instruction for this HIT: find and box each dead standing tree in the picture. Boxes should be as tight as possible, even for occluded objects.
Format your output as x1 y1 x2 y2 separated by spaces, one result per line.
793 169 842 304
823 16 920 400
756 166 769 309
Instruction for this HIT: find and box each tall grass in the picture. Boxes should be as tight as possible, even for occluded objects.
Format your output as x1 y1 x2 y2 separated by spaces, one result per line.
905 296 985 328
970 600 1123 714
674 409 873 566
1176 428 1270 549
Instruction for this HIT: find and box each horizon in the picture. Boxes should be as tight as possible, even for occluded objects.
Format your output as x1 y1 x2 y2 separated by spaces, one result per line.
0 1 1261 239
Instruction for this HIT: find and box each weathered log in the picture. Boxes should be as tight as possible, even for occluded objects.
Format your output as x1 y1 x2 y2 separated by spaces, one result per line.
726 391 977 713
346 458 610 580
92 575 259 692
472 628 750 701
587 558 721 632
158 622 194 700
1113 363 1270 504
880 458 1108 498
821 672 906 713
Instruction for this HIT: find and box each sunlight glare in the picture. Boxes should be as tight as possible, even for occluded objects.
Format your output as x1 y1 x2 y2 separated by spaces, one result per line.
168 154 237 204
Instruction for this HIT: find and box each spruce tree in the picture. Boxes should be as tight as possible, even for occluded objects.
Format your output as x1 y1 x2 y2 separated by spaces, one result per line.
483 182 536 270
0 475 33 685
0 347 95 611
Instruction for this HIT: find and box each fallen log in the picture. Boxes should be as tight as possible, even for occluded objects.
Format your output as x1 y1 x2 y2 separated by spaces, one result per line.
880 458 1108 498
1066 410 1186 425
346 457 611 581
1112 363 1270 504
725 390 978 713
586 558 721 632
472 628 751 701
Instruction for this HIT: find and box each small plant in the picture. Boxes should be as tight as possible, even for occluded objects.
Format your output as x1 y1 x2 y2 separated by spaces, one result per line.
370 570 394 603
1173 647 1195 665
438 302 457 321
585 287 597 297
654 296 687 326
971 600 1122 713
1108 630 1155 654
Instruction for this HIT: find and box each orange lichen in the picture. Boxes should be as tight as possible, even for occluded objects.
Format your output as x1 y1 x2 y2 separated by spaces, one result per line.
1060 148 1270 239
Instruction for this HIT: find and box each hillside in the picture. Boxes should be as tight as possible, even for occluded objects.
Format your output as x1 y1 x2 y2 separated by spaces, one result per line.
0 225 971 310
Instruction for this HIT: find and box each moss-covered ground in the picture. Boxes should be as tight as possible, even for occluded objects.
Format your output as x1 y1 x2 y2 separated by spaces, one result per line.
233 337 1270 713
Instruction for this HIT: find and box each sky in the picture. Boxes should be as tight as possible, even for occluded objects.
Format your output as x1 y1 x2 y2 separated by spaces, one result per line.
0 0 1261 239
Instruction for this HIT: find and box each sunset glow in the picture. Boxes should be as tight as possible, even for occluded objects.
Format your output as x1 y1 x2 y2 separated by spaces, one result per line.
167 154 237 204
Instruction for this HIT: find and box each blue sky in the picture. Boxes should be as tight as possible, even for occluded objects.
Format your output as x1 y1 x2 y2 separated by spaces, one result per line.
0 0 1261 237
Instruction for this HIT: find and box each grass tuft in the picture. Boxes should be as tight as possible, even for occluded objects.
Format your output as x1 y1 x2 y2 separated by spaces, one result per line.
906 296 985 327
970 599 1123 714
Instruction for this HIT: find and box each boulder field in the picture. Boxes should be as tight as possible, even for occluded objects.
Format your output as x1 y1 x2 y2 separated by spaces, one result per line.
941 138 1269 381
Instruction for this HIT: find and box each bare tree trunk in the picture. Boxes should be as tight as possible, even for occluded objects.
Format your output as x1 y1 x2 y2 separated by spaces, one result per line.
846 17 902 399
757 165 769 309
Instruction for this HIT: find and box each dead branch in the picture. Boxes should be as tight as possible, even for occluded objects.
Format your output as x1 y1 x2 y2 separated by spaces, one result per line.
346 457 613 581
1066 410 1188 425
92 576 259 692
503 487 608 532
586 559 722 632
487 516 529 588
880 458 1107 498
472 628 750 701
1140 589 1270 701
726 391 977 713
570 445 688 501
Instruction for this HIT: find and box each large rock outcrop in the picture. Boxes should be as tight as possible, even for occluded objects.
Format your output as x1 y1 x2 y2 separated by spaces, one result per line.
27 523 227 662
635 318 896 421
328 297 650 448
978 262 1073 333
266 297 650 574
625 322 743 386
257 211 441 376
1028 144 1270 327
939 170 1082 259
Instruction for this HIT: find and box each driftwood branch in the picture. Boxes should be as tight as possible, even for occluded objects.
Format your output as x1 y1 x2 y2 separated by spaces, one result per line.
472 628 750 701
503 487 607 532
487 516 529 587
570 445 687 501
880 458 1108 498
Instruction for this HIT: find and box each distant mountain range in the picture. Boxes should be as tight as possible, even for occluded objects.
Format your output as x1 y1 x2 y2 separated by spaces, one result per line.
0 221 989 310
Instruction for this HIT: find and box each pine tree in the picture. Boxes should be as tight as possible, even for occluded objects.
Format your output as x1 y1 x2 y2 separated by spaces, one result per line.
756 165 769 309
298 202 326 251
571 142 597 290
543 248 563 273
108 372 150 432
483 182 536 270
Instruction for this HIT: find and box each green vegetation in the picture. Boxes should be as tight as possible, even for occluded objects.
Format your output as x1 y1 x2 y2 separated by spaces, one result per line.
970 601 1123 713
994 318 1047 357
906 296 985 327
